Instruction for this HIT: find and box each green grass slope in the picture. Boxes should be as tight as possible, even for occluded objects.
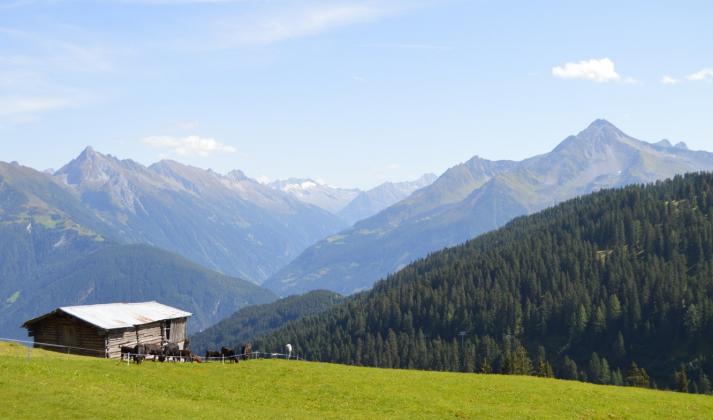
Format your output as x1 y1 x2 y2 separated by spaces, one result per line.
0 343 711 419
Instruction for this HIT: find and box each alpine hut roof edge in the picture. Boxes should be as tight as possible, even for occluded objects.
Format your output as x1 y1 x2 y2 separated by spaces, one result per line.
21 301 192 331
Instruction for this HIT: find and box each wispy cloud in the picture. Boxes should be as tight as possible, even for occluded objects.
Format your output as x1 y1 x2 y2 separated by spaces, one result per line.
0 96 76 116
1 0 237 6
552 58 621 83
176 0 412 50
226 3 390 45
363 42 453 51
661 75 680 85
0 26 115 123
686 68 713 82
0 26 114 72
142 135 237 157
120 0 236 3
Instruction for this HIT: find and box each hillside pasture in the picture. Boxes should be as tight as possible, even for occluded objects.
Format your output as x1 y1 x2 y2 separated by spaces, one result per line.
0 342 711 419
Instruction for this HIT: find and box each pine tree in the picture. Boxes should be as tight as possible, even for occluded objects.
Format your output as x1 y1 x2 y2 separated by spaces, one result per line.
600 358 612 385
611 369 624 386
684 305 701 335
479 356 492 374
562 356 578 380
612 331 626 360
589 353 602 383
592 305 606 334
626 362 650 388
675 365 689 393
699 374 711 395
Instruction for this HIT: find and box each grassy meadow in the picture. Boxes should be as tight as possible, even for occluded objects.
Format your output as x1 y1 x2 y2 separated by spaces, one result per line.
0 342 712 419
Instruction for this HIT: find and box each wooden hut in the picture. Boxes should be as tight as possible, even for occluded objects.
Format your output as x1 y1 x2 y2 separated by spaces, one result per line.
22 301 191 359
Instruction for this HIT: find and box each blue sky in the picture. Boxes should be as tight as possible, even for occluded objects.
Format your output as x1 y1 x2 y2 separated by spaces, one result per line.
1 0 712 189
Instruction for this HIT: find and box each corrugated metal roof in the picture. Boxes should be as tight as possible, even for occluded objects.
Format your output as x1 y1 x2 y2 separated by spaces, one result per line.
56 301 191 330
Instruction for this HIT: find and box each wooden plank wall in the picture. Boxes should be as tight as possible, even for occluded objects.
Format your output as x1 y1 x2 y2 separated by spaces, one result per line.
171 318 187 346
28 314 106 357
106 322 163 359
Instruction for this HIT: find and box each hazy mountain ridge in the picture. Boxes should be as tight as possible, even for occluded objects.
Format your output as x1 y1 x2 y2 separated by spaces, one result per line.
337 174 438 225
53 148 347 283
264 120 713 296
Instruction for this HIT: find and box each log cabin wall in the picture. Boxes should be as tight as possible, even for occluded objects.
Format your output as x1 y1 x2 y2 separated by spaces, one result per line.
27 313 106 357
170 318 187 347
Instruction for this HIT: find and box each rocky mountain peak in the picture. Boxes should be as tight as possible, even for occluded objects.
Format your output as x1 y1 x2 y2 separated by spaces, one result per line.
226 170 250 182
579 119 624 140
655 139 673 148
57 146 117 186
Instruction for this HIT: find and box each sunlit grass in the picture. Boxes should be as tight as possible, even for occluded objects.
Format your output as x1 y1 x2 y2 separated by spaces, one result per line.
0 342 711 419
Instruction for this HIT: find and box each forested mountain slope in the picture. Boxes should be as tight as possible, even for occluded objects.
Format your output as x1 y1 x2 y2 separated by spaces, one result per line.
257 173 713 393
190 290 343 354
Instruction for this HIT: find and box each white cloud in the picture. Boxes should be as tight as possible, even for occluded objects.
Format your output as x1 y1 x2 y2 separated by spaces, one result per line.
552 58 621 83
686 68 713 82
661 75 679 85
142 135 237 157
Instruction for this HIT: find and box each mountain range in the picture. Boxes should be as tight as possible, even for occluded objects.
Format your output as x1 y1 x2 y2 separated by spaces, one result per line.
0 146 432 338
264 120 713 295
3 118 713 341
54 148 347 283
268 174 437 225
268 178 361 214
0 160 276 338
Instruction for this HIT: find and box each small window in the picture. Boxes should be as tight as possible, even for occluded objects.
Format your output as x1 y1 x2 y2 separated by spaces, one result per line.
165 322 171 341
